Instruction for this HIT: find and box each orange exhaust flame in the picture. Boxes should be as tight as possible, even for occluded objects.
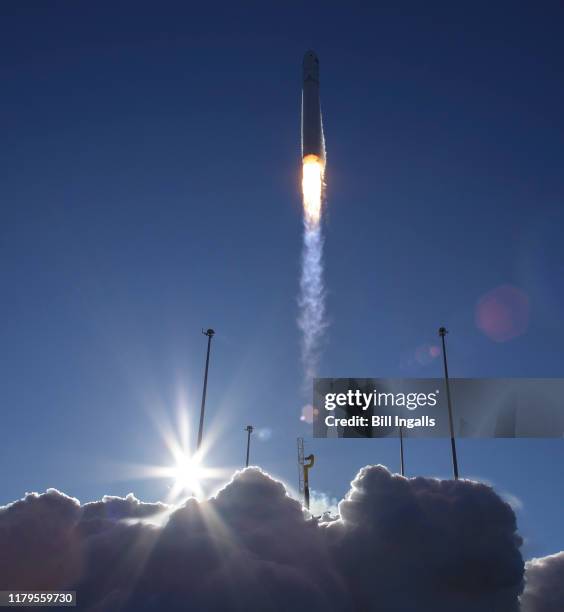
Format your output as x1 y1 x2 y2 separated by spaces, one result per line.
301 154 324 226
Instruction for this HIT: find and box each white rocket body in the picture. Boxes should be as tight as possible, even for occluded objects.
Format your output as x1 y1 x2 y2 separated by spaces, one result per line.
301 51 325 163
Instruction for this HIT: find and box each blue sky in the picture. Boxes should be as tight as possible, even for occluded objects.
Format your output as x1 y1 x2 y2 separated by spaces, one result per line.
2 2 563 560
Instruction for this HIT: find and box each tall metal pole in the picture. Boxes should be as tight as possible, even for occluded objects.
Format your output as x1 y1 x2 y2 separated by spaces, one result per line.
439 326 459 480
244 425 254 467
197 328 215 451
399 426 405 476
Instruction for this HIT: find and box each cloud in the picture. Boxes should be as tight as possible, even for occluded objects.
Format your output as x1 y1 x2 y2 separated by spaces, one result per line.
81 493 168 522
461 476 524 513
0 467 528 611
502 492 524 512
309 490 339 518
521 552 564 612
325 467 524 612
0 488 83 590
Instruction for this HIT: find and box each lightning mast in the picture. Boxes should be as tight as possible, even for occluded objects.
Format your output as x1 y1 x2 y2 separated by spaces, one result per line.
297 437 305 493
439 326 459 480
399 425 405 476
244 425 254 467
196 328 215 451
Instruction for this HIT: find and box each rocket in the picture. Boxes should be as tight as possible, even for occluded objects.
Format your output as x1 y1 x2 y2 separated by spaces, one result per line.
301 50 325 165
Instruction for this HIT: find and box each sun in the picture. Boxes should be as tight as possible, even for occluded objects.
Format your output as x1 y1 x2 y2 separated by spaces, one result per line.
157 445 213 500
170 454 206 493
113 391 234 504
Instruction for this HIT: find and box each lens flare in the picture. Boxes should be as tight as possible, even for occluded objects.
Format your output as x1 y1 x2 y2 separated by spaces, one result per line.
302 154 324 226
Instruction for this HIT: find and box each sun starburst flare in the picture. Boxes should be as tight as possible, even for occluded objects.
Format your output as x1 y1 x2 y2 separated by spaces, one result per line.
110 393 233 504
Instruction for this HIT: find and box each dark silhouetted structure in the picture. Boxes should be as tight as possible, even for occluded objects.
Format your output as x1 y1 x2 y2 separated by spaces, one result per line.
439 327 459 479
197 328 215 451
399 426 405 476
244 425 254 467
301 50 325 163
297 438 315 510
303 454 315 510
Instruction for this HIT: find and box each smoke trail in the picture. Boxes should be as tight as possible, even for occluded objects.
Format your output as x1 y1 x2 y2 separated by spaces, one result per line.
298 221 326 384
298 157 326 387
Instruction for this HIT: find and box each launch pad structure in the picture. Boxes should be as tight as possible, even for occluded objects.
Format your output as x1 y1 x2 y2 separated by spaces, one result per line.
297 437 315 510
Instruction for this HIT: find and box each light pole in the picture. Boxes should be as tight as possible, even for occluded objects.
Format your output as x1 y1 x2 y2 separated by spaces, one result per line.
399 426 405 476
244 425 254 467
196 328 215 451
439 326 459 480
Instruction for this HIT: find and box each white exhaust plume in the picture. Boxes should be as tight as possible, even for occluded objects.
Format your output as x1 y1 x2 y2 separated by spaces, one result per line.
298 155 327 387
